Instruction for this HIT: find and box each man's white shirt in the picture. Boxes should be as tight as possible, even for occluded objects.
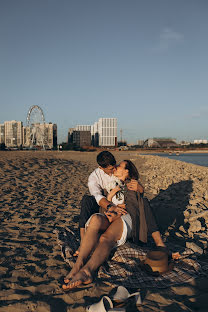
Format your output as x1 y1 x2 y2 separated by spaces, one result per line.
88 167 116 205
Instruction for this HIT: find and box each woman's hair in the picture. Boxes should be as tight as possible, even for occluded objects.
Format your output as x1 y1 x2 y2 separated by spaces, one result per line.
123 159 139 180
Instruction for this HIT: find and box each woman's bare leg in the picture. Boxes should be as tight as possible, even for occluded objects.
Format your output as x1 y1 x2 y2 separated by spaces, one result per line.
73 228 85 256
152 231 181 259
64 214 109 284
64 218 123 290
151 231 166 247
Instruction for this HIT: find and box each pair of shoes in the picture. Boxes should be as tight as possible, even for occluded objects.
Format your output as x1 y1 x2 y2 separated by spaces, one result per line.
86 296 125 312
112 286 141 306
86 286 142 311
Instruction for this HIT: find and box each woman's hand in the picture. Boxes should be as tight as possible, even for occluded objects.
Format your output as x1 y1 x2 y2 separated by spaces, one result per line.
112 185 121 193
107 185 121 202
127 179 144 193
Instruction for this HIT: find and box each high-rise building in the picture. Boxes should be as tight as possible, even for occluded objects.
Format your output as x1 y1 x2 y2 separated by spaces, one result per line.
45 123 57 149
0 124 5 144
26 123 45 148
91 121 99 147
68 128 74 144
22 126 31 147
72 118 117 147
4 120 23 147
97 118 117 147
73 131 91 147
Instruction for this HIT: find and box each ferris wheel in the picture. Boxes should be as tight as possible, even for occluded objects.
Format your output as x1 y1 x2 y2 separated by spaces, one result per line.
26 105 46 149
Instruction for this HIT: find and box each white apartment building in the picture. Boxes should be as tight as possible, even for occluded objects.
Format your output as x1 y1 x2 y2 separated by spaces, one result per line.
4 120 23 147
93 118 117 147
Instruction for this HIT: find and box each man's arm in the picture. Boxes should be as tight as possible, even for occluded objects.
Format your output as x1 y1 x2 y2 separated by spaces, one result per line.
88 171 112 210
99 198 127 215
98 197 112 210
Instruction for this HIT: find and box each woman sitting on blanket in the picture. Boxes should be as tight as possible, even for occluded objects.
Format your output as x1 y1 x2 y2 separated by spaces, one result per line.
62 160 174 290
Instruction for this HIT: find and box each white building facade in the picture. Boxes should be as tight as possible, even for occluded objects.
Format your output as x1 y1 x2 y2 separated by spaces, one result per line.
97 118 117 147
194 139 208 144
75 125 91 131
4 120 23 147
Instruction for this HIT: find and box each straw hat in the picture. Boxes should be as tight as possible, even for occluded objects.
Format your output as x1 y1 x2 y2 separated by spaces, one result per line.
141 250 174 275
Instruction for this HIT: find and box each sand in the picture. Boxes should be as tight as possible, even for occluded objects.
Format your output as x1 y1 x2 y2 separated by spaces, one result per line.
0 150 208 312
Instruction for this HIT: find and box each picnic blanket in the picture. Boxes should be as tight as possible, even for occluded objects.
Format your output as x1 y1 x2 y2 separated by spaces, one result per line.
55 227 208 289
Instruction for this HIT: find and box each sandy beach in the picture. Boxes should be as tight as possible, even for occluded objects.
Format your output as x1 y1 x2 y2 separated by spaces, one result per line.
1 150 208 312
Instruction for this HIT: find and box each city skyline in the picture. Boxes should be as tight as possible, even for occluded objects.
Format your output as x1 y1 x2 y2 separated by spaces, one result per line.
1 1 208 143
1 114 207 146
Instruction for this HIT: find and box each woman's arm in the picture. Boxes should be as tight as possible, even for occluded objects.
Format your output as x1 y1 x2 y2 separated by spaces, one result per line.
107 185 121 202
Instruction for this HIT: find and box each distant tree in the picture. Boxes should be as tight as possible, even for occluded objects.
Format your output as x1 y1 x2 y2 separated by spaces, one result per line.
187 143 208 149
118 141 127 147
0 143 6 150
132 145 144 149
60 142 75 150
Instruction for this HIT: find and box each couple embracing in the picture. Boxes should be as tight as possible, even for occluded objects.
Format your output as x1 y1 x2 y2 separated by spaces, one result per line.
63 151 166 290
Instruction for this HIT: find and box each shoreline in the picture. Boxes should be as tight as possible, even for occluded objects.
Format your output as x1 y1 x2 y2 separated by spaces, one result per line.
133 149 208 154
1 148 208 153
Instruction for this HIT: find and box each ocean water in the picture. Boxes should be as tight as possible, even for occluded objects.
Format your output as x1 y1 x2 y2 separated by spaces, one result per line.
151 153 208 168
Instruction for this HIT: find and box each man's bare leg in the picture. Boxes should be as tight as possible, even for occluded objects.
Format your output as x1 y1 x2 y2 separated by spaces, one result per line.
63 218 123 290
64 214 109 284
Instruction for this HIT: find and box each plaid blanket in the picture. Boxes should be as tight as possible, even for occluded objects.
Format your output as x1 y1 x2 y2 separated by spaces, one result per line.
55 227 208 289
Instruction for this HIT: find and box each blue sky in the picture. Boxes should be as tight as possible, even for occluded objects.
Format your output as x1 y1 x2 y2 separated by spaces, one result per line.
1 0 208 143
